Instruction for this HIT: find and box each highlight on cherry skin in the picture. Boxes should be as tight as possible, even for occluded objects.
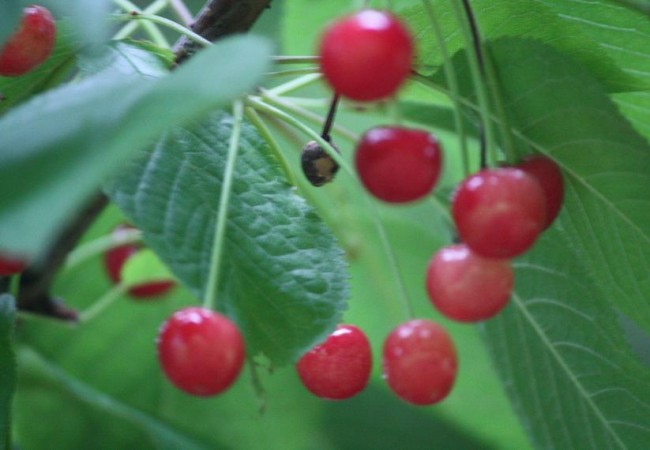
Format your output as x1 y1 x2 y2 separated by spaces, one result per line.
382 319 457 406
355 127 443 203
296 324 372 400
0 253 28 276
452 167 547 259
516 154 565 229
319 9 413 102
0 5 56 77
426 244 514 322
103 225 175 299
157 307 246 397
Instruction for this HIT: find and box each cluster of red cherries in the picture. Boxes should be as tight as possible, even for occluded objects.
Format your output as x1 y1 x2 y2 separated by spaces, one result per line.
291 7 565 407
0 7 565 406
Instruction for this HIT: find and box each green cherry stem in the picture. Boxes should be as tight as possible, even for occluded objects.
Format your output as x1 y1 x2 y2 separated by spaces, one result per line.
64 228 142 271
115 12 211 47
421 0 470 176
449 0 496 168
245 97 414 320
112 0 169 46
203 100 245 310
78 283 129 323
244 106 297 185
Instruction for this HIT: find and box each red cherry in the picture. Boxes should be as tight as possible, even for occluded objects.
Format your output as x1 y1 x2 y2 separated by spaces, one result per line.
516 155 564 229
296 324 372 400
355 127 442 203
452 167 547 258
319 10 413 101
0 5 56 77
0 253 28 276
382 319 457 406
426 244 513 322
103 226 174 299
157 307 245 396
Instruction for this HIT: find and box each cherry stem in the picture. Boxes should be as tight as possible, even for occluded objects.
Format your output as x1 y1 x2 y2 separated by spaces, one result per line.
64 228 142 272
168 0 194 25
112 0 170 47
245 97 414 320
244 106 298 185
203 100 244 310
321 94 340 142
450 0 497 168
78 284 129 323
116 12 211 47
421 0 470 176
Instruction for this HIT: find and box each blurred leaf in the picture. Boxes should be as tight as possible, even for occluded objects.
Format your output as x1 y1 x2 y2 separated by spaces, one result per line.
537 0 650 84
122 249 175 287
0 20 79 114
45 0 112 49
0 1 22 49
481 228 650 449
0 36 271 259
104 110 349 366
400 0 647 91
0 294 16 448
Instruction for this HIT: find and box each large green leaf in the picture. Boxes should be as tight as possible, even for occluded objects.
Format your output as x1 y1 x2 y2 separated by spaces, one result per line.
537 0 650 83
481 228 650 449
433 37 650 334
0 294 16 448
492 38 650 334
399 0 646 91
104 110 349 366
0 37 271 259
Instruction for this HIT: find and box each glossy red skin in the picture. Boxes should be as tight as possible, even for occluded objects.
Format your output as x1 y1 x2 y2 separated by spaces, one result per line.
0 5 56 76
426 244 513 322
0 253 28 276
319 10 413 101
517 155 564 229
382 319 457 406
296 324 372 400
355 127 442 203
157 307 245 396
452 168 547 258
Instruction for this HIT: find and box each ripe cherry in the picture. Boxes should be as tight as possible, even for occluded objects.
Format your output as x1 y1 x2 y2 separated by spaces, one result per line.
0 5 56 77
452 167 547 258
355 127 442 203
296 324 372 400
103 226 174 299
157 307 245 396
382 319 457 406
319 10 413 101
516 155 564 229
0 253 28 276
426 244 513 322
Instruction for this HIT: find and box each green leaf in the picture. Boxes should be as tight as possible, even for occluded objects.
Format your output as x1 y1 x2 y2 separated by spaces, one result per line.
121 249 175 287
0 36 271 259
0 294 16 448
400 0 647 91
537 0 650 84
435 37 650 334
495 38 650 334
104 110 349 366
481 228 650 449
0 1 21 46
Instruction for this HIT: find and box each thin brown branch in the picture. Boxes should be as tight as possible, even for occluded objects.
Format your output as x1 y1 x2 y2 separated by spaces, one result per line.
17 192 109 321
173 0 273 65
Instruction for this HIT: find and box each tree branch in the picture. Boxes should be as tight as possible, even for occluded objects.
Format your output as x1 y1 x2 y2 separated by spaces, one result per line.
173 0 273 64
